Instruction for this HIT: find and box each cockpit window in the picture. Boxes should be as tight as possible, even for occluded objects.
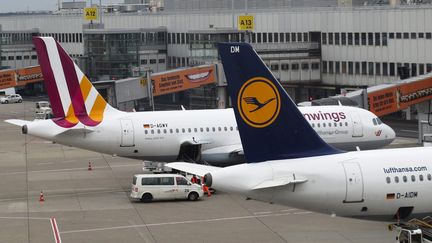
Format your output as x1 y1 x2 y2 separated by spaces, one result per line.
372 118 377 126
376 118 383 125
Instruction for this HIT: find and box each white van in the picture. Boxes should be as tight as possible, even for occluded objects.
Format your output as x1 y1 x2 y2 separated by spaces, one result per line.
130 174 204 202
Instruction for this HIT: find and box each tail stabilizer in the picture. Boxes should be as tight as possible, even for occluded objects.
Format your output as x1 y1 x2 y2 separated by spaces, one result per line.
33 37 118 128
218 43 343 163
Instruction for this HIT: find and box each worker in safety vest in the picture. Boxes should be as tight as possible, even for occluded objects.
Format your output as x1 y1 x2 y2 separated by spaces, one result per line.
191 175 198 184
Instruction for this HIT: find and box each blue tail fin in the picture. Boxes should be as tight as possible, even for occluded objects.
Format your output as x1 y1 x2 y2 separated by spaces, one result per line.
218 43 343 163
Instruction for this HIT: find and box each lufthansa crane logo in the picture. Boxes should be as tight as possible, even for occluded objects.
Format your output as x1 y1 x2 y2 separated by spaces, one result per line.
238 77 281 128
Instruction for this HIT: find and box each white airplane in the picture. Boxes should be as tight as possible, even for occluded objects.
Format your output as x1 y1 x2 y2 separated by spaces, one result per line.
168 43 432 221
5 37 394 167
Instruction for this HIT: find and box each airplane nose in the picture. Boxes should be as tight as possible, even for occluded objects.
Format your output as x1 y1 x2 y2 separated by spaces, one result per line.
385 125 396 141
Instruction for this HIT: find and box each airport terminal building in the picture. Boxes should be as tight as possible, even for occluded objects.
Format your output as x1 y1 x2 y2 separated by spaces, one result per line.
1 1 432 104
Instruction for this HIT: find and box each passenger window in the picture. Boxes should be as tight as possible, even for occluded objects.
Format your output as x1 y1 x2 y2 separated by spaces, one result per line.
328 123 331 127
206 127 210 132
345 122 348 126
188 128 191 133
218 127 221 131
194 128 198 132
160 177 174 185
386 177 391 184
157 129 161 134
200 128 204 132
403 176 407 182
317 123 320 128
163 129 166 134
411 175 416 182
394 176 399 183
334 123 337 127
169 129 173 133
145 130 148 134
142 177 159 185
224 127 227 131
176 177 189 185
372 118 377 126
176 128 179 133
311 123 315 128
420 174 424 181
339 122 343 126
151 130 154 134
428 174 432 181
377 118 383 124
181 128 185 133
230 127 233 131
212 127 216 132
323 123 326 127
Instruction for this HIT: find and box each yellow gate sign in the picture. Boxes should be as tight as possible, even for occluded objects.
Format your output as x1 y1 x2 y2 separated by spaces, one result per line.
84 7 98 20
238 15 254 31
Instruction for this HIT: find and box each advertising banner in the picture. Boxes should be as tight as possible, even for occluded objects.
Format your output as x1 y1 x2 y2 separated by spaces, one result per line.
151 65 216 96
0 70 17 90
16 66 43 85
368 77 432 116
367 86 398 117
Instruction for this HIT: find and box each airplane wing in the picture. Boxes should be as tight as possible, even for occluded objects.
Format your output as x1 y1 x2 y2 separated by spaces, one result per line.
4 119 31 126
202 144 244 156
252 174 308 190
166 162 220 177
182 138 212 145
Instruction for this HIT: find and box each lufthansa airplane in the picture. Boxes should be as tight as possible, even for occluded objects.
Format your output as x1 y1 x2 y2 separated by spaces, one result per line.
168 42 432 221
5 37 394 166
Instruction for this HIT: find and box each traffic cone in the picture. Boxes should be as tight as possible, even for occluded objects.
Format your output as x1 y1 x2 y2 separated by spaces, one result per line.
39 190 45 202
88 161 92 171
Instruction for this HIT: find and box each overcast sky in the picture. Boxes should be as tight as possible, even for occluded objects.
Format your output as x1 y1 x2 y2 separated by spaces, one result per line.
0 0 124 13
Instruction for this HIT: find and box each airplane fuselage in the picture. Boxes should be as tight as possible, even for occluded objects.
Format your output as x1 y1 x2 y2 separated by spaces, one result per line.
23 105 394 166
208 147 432 220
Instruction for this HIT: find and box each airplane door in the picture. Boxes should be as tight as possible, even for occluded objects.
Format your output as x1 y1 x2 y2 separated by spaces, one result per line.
120 119 135 147
342 162 364 203
350 112 363 137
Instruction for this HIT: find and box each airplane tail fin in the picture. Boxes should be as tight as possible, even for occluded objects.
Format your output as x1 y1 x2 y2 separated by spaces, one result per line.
218 43 343 163
33 37 118 128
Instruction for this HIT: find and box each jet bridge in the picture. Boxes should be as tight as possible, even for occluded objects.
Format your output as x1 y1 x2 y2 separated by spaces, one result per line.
342 73 432 145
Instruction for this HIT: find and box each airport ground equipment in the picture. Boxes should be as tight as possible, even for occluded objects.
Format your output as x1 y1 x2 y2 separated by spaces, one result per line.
389 217 432 243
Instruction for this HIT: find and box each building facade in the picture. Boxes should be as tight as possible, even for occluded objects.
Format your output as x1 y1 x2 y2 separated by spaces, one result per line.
2 5 432 102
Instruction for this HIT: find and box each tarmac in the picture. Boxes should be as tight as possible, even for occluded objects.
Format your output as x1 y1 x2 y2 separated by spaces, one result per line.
0 101 419 243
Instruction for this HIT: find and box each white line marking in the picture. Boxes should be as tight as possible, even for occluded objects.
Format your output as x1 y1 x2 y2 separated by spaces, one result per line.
280 209 297 212
0 163 141 176
50 218 62 243
401 129 418 133
61 212 304 234
0 216 51 220
38 162 54 165
293 211 312 215
253 211 272 215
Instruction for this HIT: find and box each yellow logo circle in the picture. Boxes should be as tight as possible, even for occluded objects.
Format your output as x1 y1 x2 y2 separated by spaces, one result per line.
237 77 281 128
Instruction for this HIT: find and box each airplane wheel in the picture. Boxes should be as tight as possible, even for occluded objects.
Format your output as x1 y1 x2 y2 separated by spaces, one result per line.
141 193 153 203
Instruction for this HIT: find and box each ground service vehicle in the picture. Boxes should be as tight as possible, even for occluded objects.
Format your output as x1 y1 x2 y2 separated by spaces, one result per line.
34 101 53 120
130 174 203 202
0 94 22 104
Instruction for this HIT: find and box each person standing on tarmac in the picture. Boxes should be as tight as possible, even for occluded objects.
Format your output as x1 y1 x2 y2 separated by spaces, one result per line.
191 175 198 184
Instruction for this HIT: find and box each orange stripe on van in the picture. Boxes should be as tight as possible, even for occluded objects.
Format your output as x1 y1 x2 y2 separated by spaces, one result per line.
89 95 107 122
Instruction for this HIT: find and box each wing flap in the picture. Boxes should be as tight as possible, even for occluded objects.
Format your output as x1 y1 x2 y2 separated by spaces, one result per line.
166 162 220 177
252 174 307 190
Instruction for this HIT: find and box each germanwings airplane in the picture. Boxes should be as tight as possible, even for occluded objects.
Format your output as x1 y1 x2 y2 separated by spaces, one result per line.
5 37 394 166
168 43 432 221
